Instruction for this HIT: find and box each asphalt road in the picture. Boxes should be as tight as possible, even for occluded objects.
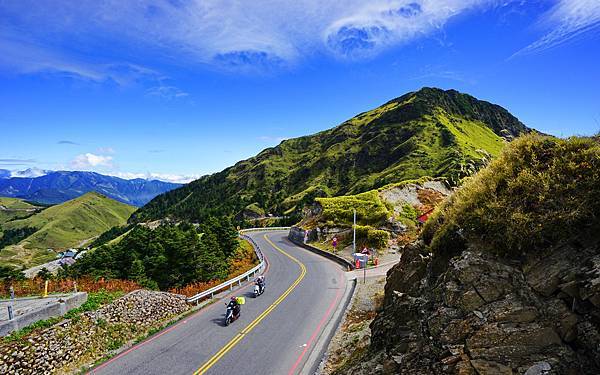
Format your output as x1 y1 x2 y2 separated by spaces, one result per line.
90 230 350 375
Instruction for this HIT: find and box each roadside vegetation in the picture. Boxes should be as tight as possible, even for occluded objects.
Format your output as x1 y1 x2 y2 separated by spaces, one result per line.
3 290 124 343
0 276 140 298
423 134 600 257
316 191 390 227
64 217 249 291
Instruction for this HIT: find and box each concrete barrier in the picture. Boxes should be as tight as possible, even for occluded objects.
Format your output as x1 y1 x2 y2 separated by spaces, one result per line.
0 292 87 336
288 227 355 270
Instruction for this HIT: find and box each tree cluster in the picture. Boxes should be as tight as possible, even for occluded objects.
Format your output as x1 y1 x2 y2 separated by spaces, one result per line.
67 217 239 290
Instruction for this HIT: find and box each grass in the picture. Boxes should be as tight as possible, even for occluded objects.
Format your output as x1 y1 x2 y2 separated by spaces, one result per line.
3 290 124 343
0 192 136 268
424 134 600 257
134 88 528 223
0 197 42 225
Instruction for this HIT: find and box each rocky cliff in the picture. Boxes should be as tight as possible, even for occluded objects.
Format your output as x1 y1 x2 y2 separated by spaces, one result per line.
342 134 600 374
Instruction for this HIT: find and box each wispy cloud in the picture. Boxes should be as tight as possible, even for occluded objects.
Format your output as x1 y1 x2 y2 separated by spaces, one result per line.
2 1 597 72
0 0 515 72
513 0 600 57
148 149 165 154
97 147 116 154
71 153 113 169
146 85 189 100
0 34 161 84
58 140 79 145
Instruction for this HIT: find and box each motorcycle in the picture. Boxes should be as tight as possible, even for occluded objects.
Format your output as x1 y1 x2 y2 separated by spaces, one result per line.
253 282 265 298
224 303 240 326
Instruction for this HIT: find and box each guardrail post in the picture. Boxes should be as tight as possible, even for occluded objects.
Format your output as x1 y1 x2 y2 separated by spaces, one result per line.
7 286 15 320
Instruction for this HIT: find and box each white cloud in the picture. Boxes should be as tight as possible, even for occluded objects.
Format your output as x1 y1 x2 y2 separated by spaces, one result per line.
110 172 200 184
0 0 509 70
71 153 114 169
514 0 600 57
146 86 189 100
97 147 116 154
3 1 597 71
0 36 161 84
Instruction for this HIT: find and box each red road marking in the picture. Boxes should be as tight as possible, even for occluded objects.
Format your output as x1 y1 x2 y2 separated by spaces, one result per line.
287 270 345 375
89 236 272 374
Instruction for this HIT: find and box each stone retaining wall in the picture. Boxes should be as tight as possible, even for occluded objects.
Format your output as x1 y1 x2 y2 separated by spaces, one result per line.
0 290 190 374
0 293 88 337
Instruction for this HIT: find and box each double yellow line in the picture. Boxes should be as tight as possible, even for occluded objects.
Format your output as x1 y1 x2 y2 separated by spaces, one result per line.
193 234 307 374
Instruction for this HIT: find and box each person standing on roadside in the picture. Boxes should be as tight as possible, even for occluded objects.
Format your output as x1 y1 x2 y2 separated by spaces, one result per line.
361 245 370 255
332 236 338 253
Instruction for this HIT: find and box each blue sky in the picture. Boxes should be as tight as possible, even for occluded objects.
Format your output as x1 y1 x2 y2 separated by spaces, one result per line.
1 0 599 183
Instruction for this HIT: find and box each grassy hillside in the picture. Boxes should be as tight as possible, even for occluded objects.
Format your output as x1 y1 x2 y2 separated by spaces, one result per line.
0 197 41 224
423 134 600 257
0 192 136 268
133 88 531 223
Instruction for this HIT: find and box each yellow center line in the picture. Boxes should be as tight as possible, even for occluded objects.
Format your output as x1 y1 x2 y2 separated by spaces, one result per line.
193 234 307 375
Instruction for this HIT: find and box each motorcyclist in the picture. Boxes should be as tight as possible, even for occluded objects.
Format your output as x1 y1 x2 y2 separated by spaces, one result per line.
256 275 265 293
228 296 241 318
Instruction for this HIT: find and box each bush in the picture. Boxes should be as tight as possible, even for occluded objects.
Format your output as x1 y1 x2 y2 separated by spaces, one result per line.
400 204 418 221
426 134 600 257
317 191 390 226
354 225 390 250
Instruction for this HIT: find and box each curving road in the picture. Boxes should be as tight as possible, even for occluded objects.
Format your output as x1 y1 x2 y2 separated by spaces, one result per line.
90 230 351 375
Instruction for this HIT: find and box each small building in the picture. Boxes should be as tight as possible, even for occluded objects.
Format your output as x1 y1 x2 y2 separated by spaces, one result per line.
58 249 77 259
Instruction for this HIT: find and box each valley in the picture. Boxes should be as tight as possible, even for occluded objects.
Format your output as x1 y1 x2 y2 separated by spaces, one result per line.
0 192 135 269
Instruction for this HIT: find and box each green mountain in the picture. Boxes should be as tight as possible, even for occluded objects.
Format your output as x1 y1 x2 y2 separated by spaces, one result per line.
0 192 136 267
0 197 42 225
133 87 531 223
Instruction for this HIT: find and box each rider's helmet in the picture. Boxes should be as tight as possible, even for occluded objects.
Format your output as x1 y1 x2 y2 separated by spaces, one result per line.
231 296 237 301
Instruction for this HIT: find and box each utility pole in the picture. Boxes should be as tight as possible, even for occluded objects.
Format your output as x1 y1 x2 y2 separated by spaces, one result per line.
353 209 356 254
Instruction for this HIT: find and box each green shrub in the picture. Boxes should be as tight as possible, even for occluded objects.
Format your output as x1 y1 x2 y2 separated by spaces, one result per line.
399 204 418 221
428 134 600 257
244 203 265 217
317 191 390 226
354 225 390 250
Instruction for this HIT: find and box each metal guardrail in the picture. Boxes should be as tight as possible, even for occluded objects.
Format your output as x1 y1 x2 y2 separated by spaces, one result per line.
239 227 291 233
185 227 290 304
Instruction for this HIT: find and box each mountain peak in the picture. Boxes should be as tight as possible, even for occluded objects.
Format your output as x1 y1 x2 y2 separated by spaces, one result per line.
134 88 533 223
382 87 529 138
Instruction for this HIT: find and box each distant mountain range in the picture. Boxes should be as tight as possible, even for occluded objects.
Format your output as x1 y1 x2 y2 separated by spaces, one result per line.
0 170 181 206
133 87 532 223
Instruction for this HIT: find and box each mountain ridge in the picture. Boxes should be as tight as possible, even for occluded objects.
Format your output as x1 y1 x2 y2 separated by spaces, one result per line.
0 171 181 207
133 87 532 223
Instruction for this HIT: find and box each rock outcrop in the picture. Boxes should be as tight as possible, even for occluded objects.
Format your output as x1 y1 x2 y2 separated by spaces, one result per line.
345 232 600 375
0 290 189 374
